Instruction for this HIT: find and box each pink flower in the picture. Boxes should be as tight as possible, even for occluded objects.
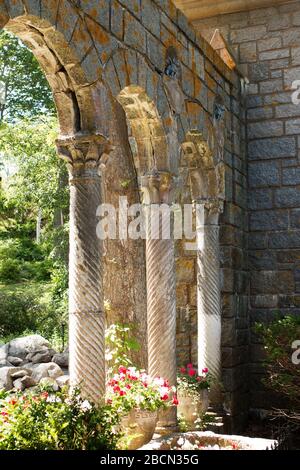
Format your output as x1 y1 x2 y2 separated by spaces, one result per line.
188 368 197 377
187 363 193 369
196 376 202 382
1 411 8 416
180 367 186 374
126 384 132 390
202 368 209 374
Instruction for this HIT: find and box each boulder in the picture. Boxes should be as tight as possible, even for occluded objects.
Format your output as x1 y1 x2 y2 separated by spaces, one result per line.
7 356 24 367
26 348 56 364
8 335 51 360
10 369 32 379
13 375 37 391
0 367 32 391
39 377 59 391
0 344 9 367
31 362 63 382
52 352 69 368
56 375 70 388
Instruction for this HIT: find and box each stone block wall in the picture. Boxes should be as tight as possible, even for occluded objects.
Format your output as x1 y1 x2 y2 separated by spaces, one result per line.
194 0 300 412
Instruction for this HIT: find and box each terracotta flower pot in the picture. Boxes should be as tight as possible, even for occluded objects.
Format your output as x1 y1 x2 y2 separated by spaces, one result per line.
177 389 209 430
120 409 158 450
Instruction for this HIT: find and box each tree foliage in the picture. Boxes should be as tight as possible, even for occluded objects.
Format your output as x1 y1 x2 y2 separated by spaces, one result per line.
0 30 55 122
0 29 69 344
0 117 68 224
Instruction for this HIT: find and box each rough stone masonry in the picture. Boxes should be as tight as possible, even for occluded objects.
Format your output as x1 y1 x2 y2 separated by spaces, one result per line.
0 0 248 432
194 0 300 417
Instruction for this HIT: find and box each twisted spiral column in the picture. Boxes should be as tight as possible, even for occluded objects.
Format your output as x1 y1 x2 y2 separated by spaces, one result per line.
56 134 112 403
141 172 177 430
196 200 223 400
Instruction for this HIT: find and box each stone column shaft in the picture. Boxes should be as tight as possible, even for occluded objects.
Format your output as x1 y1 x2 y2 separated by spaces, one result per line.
56 134 112 403
195 200 223 388
142 172 177 429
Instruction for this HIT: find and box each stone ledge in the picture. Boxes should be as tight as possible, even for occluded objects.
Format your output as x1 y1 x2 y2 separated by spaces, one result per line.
140 430 277 450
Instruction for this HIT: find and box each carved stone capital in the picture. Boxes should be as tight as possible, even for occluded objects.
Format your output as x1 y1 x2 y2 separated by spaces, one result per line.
195 197 224 226
182 138 213 171
56 133 114 178
141 171 174 205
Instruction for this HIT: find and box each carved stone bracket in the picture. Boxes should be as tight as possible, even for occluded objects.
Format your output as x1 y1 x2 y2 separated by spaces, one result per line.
141 171 174 205
181 132 225 203
195 197 224 226
56 133 114 177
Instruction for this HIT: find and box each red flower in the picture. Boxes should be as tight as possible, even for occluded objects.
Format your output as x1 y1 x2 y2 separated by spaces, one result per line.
113 385 121 393
128 374 138 381
187 363 193 369
109 379 118 386
202 368 209 374
1 411 8 416
125 384 132 390
143 383 148 388
119 366 127 374
9 399 17 406
188 368 197 377
172 396 179 406
180 367 186 374
161 394 169 401
196 376 202 382
119 390 126 397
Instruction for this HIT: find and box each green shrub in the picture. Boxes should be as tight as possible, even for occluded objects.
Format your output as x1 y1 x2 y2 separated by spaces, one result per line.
0 258 21 282
20 260 51 281
0 291 39 337
0 388 120 450
0 238 51 283
255 315 300 411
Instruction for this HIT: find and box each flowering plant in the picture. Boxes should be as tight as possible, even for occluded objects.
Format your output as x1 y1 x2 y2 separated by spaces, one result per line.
177 363 211 395
106 366 177 415
0 388 120 450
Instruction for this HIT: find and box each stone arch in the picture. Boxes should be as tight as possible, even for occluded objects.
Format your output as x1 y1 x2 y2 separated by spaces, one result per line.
103 48 175 175
118 85 169 175
0 0 113 403
100 57 174 373
0 0 101 136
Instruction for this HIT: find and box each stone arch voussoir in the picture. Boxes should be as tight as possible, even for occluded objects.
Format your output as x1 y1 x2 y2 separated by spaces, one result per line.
0 0 105 136
103 48 175 175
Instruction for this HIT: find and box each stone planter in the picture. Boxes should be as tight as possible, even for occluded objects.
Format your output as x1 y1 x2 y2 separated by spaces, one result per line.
120 409 158 450
177 389 209 430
